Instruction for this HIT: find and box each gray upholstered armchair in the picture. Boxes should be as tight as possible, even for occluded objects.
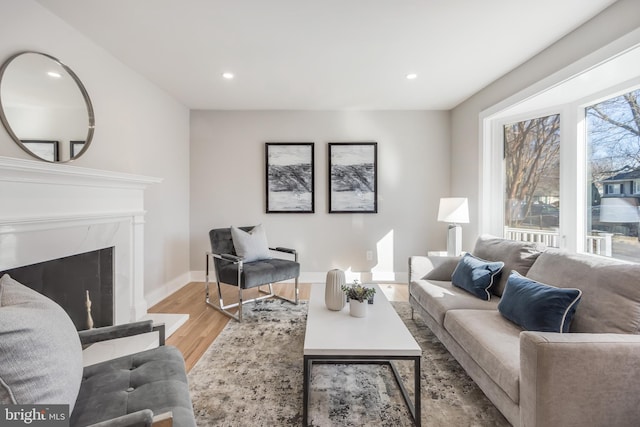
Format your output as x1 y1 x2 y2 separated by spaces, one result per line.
206 226 300 321
0 273 195 427
73 321 194 427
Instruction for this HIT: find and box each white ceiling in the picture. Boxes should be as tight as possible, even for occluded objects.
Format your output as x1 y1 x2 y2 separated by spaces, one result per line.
497 44 640 118
35 0 617 110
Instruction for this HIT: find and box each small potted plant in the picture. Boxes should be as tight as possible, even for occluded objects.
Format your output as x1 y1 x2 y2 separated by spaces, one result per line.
342 282 376 318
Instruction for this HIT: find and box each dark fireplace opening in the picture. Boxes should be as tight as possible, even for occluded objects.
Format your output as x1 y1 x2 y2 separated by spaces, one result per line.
0 247 114 330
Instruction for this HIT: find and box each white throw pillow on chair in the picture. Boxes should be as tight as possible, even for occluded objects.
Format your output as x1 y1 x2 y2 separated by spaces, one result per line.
230 224 272 263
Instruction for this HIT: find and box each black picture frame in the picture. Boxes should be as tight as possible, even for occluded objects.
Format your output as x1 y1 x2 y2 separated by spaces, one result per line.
70 140 86 158
265 142 315 213
21 140 59 162
328 142 378 213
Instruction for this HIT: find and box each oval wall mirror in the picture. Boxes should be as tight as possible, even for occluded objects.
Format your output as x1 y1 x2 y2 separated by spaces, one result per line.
0 51 95 163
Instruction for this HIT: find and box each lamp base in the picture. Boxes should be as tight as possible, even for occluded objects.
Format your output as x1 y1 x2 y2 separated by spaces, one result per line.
446 224 462 256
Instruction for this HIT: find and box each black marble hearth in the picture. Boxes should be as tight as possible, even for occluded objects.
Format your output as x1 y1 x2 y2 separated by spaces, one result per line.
0 247 114 330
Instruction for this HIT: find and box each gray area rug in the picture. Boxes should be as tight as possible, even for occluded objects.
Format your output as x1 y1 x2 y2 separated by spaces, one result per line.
188 299 509 426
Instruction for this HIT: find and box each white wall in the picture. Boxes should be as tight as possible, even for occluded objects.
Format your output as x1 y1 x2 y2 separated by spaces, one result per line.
0 0 191 306
451 0 640 251
190 110 450 282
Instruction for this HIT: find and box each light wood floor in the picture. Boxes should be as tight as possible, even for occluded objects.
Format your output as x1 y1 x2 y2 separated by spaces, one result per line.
148 282 408 372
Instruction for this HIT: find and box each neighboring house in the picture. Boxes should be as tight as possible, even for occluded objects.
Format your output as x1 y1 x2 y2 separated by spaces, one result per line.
601 169 640 199
597 169 640 234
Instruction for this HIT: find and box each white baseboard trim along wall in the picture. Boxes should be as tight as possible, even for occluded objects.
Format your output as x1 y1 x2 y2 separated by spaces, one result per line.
146 271 193 308
146 271 409 307
187 271 409 286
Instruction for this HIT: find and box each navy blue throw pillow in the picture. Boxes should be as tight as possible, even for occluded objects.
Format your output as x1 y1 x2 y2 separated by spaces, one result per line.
451 253 504 301
498 272 582 333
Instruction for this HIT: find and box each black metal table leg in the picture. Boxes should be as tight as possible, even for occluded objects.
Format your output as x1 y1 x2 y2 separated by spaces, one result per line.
303 356 310 426
414 356 421 427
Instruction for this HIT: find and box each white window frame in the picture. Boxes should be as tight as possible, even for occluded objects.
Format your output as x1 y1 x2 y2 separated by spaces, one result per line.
490 105 579 252
481 75 640 257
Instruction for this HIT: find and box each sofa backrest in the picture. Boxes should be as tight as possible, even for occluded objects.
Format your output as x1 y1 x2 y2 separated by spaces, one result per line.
472 235 545 296
526 249 640 334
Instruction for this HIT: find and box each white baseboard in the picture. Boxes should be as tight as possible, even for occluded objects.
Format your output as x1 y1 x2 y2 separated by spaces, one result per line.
145 271 192 308
190 270 208 283
145 270 409 309
303 271 408 284
189 271 322 284
189 270 408 285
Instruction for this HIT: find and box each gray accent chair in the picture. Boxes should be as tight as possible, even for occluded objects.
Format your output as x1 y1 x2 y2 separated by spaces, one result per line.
0 273 195 427
72 321 195 427
206 226 300 321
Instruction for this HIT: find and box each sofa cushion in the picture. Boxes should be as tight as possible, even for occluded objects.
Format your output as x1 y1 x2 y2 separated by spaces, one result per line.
444 309 522 403
414 255 461 281
451 253 504 300
526 250 640 334
0 274 83 411
410 279 499 326
231 224 272 263
473 235 545 296
71 345 195 427
498 272 582 333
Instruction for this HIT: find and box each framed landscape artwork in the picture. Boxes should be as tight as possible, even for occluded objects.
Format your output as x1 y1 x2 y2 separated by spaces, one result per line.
21 140 59 162
70 140 86 158
328 142 378 213
265 142 315 213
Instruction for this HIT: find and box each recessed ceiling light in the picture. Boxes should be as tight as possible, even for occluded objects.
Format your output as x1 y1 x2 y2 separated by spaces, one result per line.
222 72 234 80
47 71 62 78
406 73 418 80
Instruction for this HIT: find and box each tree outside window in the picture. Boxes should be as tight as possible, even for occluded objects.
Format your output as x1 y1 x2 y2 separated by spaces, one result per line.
503 114 560 239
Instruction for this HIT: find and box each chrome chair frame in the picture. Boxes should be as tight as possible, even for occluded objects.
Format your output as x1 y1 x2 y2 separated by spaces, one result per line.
205 247 299 322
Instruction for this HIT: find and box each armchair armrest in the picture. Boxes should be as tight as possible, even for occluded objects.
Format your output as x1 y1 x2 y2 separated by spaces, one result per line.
79 320 165 346
408 255 461 282
207 251 243 263
520 331 640 427
271 246 296 254
270 246 298 262
220 253 242 263
86 409 154 427
205 251 244 268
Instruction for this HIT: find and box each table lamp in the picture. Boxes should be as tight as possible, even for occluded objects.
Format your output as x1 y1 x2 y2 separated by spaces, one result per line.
437 197 469 256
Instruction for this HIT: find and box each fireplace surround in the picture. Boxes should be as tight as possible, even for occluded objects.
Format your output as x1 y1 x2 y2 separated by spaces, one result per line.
0 156 161 325
1 247 114 330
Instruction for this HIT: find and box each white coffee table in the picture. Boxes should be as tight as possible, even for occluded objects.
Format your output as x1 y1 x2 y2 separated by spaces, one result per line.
303 283 422 426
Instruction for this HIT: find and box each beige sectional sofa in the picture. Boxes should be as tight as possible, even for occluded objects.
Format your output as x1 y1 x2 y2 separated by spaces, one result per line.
408 235 640 427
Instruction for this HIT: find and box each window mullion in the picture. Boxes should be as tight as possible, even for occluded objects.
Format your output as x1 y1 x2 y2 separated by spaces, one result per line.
559 105 585 253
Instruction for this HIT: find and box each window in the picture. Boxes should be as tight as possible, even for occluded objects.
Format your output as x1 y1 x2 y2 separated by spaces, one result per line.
503 114 560 247
586 88 640 262
606 184 622 195
482 44 640 263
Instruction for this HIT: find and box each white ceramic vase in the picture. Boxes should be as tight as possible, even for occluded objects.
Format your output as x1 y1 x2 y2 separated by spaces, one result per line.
349 299 367 318
325 269 346 311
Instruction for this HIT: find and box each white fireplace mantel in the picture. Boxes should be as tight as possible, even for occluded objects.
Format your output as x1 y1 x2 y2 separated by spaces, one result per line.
0 156 162 324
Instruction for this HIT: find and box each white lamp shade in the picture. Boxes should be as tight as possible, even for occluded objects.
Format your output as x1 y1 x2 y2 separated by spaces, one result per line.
438 198 469 224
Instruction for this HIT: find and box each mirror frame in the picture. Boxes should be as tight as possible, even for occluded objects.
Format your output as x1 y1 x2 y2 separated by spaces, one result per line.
0 51 95 163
